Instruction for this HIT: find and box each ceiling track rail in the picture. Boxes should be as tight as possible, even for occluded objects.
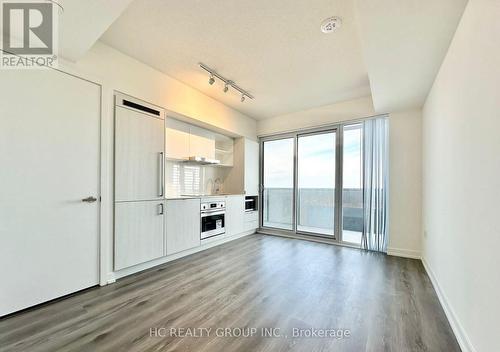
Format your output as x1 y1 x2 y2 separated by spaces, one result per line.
199 62 254 100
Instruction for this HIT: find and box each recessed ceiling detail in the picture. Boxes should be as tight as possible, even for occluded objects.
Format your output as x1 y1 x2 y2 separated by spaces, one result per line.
98 0 468 119
58 0 135 61
100 0 371 119
354 0 468 113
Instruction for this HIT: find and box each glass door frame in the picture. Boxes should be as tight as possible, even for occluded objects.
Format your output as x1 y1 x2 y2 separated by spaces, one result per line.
259 132 297 233
294 128 342 240
259 124 345 243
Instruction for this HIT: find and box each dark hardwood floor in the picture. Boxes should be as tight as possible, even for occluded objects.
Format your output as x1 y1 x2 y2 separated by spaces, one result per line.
0 234 460 352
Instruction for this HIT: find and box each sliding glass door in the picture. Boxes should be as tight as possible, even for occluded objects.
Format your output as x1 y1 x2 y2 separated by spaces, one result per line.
260 122 373 247
262 137 294 230
297 131 337 237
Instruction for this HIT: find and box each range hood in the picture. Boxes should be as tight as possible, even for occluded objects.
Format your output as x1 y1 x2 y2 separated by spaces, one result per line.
187 156 220 165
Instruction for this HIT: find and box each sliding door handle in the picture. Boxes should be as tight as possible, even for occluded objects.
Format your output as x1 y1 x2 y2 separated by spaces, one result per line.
82 196 97 203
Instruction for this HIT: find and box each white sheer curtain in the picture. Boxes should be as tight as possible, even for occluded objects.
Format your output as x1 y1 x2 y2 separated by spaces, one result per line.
362 117 389 253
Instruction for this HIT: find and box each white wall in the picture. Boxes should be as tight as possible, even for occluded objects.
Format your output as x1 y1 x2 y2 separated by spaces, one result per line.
422 1 500 351
388 109 422 258
257 97 423 257
257 96 376 136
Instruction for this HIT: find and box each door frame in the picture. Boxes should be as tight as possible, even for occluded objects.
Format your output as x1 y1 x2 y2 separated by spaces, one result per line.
294 128 342 241
259 132 296 234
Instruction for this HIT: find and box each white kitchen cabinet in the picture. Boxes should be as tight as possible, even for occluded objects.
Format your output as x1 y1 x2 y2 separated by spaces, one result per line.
115 104 165 202
244 211 259 232
225 195 245 237
114 201 166 270
166 199 201 255
165 118 217 160
225 138 260 195
189 125 216 159
165 118 190 160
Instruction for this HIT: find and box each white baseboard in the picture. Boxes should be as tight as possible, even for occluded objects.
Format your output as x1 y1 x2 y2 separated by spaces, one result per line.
387 247 421 259
421 258 476 352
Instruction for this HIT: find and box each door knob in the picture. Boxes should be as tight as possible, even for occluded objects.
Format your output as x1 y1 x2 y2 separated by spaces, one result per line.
82 196 98 203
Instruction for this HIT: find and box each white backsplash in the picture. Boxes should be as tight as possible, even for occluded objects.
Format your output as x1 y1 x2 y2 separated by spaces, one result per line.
165 160 230 196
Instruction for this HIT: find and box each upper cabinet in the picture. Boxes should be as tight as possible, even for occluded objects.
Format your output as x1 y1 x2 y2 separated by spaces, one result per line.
189 125 215 160
165 117 233 164
225 138 259 196
165 118 190 160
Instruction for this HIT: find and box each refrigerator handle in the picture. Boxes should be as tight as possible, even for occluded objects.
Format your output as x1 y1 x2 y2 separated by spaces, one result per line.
159 152 164 197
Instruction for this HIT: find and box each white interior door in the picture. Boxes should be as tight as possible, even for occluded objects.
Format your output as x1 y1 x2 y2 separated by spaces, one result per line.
0 69 101 316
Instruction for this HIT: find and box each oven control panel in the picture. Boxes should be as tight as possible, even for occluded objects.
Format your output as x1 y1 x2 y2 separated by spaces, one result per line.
201 201 225 211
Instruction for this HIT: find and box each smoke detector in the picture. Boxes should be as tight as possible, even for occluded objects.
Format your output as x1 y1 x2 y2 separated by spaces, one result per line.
321 17 342 33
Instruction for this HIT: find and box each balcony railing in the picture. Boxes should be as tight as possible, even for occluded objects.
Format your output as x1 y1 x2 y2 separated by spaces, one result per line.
262 188 364 234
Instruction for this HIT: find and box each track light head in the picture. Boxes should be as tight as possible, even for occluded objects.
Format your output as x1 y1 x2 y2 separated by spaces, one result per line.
241 94 246 102
208 74 215 85
223 83 229 93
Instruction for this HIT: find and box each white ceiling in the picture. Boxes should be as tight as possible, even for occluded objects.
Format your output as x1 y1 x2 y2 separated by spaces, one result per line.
100 0 371 119
355 0 468 113
58 0 135 61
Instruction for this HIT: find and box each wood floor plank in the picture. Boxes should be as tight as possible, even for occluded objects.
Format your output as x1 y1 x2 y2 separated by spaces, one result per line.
0 234 460 352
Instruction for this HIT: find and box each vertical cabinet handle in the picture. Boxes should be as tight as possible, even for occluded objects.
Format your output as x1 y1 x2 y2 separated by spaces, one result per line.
158 203 164 215
159 152 164 197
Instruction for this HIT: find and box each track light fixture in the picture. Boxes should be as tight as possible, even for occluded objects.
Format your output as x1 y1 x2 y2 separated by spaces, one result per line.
199 62 254 103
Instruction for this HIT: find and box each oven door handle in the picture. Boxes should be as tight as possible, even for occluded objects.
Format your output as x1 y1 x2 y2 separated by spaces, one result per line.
201 210 226 217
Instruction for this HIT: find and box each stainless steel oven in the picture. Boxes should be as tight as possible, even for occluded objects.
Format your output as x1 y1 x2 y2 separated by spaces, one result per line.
200 201 225 239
